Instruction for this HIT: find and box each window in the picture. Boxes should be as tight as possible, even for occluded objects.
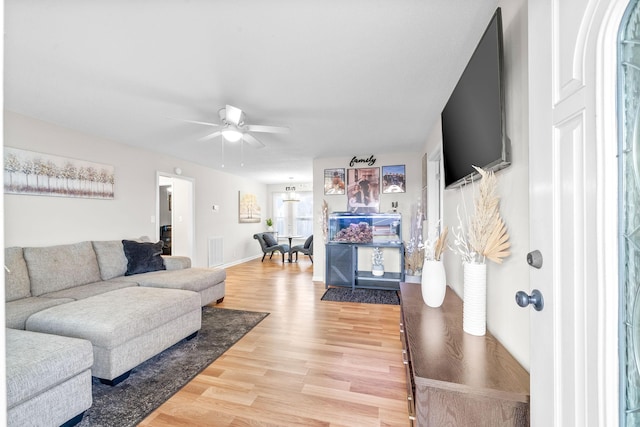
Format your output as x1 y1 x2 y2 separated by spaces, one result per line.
272 191 313 237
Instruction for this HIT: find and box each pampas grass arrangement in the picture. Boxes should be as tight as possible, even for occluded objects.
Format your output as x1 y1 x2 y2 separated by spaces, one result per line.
434 226 448 261
404 200 426 275
450 166 511 264
424 223 448 261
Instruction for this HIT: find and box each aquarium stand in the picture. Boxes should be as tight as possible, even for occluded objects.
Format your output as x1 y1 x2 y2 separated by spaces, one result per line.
325 242 405 291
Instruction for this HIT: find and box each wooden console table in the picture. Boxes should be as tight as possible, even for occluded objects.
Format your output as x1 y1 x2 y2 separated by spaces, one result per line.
399 282 530 426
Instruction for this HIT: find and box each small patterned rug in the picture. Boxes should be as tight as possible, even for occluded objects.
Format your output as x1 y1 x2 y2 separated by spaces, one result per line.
77 306 268 427
321 287 400 305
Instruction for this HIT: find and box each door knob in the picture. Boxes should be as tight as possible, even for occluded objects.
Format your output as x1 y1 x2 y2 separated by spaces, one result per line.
515 289 544 311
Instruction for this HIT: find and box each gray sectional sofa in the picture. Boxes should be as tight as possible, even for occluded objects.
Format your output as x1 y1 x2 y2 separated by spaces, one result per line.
5 239 227 427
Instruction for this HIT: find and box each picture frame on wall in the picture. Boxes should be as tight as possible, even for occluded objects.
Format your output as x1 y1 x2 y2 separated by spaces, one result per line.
238 191 261 223
346 167 380 213
324 168 346 195
4 147 115 199
381 165 406 193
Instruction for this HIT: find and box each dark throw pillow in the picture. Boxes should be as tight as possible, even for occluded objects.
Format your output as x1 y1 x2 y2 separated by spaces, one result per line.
263 233 278 247
122 240 166 276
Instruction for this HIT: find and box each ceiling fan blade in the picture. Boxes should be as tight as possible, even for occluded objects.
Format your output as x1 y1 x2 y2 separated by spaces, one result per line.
245 124 290 134
198 131 222 142
172 118 220 128
225 105 243 126
242 133 265 148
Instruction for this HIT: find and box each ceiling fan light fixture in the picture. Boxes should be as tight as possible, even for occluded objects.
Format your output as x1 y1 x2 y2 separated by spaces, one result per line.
221 127 243 142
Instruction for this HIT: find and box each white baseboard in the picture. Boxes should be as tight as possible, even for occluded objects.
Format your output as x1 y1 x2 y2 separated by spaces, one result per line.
219 255 262 268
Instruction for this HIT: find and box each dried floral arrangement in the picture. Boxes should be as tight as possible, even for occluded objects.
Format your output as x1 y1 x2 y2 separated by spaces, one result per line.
321 200 329 243
404 247 424 276
450 166 511 264
424 223 448 261
404 201 425 275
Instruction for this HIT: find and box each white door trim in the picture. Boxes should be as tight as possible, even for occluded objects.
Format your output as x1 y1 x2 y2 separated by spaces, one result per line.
596 1 626 423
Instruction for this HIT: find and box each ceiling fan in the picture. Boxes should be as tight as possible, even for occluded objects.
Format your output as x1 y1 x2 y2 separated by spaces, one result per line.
182 105 289 148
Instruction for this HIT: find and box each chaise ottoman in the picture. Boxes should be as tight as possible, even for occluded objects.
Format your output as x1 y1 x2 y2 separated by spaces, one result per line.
130 267 227 306
6 328 93 427
25 286 201 385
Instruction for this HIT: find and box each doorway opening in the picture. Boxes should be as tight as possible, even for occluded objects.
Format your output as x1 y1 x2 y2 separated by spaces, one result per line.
156 172 195 261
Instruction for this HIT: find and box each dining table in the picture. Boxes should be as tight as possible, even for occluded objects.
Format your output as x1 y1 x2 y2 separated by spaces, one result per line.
280 235 302 262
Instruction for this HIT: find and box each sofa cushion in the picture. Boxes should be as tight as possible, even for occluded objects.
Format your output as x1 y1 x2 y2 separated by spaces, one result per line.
263 233 278 247
42 279 138 300
161 255 191 270
5 297 74 330
24 241 102 297
133 267 227 293
92 240 128 280
122 240 166 276
5 247 31 302
6 328 93 409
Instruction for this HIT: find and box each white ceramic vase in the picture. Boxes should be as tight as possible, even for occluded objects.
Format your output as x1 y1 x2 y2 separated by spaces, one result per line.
463 262 487 336
421 260 446 307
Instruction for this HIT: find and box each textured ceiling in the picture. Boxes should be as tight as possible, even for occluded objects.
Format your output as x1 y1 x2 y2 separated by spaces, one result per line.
5 0 497 184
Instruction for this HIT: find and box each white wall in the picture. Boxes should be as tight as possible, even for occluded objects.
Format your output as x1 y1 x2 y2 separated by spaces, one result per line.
424 0 530 368
4 111 268 267
312 152 422 282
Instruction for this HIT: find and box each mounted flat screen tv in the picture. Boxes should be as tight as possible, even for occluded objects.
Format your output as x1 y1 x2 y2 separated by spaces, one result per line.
441 8 510 189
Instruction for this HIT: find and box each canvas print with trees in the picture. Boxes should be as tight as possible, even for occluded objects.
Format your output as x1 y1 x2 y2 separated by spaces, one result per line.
4 147 115 199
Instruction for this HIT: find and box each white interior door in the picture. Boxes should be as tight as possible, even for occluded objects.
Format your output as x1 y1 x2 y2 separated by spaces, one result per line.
528 0 621 425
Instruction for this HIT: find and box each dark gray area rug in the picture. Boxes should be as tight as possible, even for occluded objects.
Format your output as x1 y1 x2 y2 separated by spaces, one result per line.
321 287 400 305
77 306 268 427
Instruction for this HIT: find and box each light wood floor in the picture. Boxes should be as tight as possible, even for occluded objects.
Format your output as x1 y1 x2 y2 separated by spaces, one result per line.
139 257 409 427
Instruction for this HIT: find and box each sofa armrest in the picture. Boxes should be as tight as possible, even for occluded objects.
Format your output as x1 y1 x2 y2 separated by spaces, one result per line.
161 255 191 270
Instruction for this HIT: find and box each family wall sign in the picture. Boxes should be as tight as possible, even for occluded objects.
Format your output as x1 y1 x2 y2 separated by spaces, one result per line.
349 155 376 167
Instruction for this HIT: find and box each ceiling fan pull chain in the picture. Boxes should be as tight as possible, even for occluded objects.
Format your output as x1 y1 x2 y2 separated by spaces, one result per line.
220 135 225 168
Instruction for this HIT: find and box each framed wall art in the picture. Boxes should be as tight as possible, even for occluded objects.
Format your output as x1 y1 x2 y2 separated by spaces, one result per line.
324 168 346 195
4 147 115 199
346 167 380 213
381 165 406 193
238 191 261 223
